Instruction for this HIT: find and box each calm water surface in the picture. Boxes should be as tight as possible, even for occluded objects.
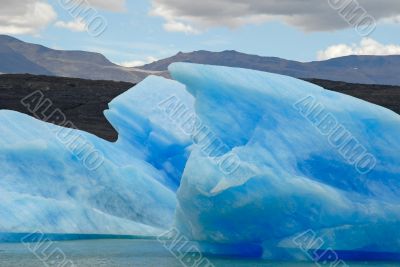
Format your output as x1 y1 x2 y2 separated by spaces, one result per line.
0 239 399 267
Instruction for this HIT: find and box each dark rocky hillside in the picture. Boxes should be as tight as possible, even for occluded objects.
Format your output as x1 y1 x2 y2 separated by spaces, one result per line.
0 74 398 142
306 79 400 115
0 74 134 141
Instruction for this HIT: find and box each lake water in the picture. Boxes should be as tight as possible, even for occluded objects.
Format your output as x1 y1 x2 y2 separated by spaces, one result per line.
0 239 399 267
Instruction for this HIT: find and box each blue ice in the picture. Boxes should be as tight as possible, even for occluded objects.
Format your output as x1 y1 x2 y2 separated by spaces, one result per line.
1 63 400 261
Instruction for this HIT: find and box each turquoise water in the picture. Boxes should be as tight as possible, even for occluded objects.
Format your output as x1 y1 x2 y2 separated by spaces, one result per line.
0 239 399 267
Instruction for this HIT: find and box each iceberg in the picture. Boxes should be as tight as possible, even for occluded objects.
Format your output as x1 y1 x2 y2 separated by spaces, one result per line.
169 63 400 260
0 76 194 238
1 62 400 261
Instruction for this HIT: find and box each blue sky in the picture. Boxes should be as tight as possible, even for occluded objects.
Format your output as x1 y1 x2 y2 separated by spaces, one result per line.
2 0 400 66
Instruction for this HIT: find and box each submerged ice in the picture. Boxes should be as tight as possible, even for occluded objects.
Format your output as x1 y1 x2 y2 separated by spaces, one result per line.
1 62 400 260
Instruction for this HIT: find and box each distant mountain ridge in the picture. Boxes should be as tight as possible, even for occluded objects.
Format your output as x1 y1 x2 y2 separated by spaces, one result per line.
0 36 53 75
140 50 400 86
1 35 400 86
0 35 163 83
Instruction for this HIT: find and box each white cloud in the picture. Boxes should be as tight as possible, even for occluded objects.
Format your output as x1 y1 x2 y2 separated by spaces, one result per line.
0 0 57 35
150 4 200 34
55 18 87 32
119 56 158 67
164 21 199 34
317 38 400 60
381 15 400 24
86 0 127 12
119 60 147 67
150 0 400 33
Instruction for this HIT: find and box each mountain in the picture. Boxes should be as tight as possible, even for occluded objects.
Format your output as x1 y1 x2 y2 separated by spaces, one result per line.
0 36 52 75
140 50 400 86
2 35 400 86
0 35 163 83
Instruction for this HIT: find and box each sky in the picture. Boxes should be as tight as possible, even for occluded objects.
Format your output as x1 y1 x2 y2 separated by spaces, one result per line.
1 0 400 67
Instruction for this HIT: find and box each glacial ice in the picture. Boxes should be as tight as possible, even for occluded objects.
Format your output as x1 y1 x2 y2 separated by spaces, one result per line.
169 63 400 260
1 62 400 261
105 76 194 190
0 76 193 238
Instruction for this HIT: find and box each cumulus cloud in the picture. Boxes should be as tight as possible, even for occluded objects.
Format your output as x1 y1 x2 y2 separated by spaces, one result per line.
150 0 400 33
0 0 126 35
0 0 57 35
55 18 87 32
119 56 158 67
381 15 400 24
317 38 400 60
164 21 199 34
86 0 127 12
